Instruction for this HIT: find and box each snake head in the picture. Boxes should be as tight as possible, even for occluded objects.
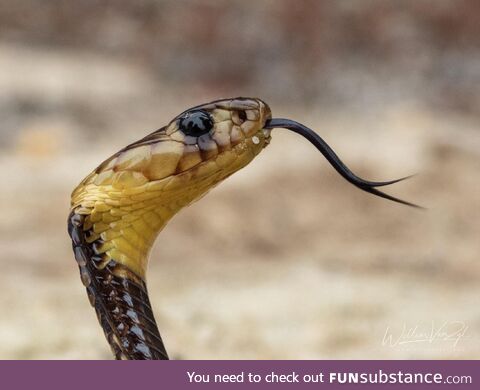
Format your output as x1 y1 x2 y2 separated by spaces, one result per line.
163 97 273 180
89 98 273 190
80 97 272 189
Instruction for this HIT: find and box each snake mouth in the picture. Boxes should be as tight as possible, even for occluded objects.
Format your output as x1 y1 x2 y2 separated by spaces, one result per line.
264 118 422 208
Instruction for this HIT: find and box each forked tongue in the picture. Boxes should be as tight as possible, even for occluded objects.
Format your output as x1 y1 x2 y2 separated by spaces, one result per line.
264 118 423 209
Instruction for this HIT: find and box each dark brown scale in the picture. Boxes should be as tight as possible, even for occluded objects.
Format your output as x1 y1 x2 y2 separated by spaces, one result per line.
90 254 106 269
80 268 92 287
73 246 88 266
86 288 96 306
70 228 83 246
67 209 169 360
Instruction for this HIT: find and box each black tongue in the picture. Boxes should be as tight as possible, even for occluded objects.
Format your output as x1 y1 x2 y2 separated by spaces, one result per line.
264 118 423 209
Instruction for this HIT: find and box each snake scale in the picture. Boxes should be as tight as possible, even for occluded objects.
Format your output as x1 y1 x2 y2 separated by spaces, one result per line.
68 97 418 359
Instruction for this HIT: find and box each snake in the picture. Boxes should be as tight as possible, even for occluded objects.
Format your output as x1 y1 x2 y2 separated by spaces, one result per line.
68 97 419 360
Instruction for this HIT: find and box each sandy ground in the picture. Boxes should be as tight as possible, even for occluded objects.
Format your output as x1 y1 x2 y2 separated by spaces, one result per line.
0 43 479 359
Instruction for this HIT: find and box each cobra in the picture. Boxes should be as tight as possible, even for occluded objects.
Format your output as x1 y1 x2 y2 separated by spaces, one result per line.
68 97 419 360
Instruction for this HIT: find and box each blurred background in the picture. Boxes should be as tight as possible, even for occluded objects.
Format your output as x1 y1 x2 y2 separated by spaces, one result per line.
0 0 479 359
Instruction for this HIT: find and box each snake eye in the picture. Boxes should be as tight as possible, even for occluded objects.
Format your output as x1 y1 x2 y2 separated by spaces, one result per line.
179 110 213 137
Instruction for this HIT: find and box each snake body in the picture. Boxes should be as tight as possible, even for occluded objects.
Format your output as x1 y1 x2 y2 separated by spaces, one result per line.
69 97 417 359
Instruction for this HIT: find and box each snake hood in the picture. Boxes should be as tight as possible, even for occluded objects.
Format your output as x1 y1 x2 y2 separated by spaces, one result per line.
69 97 418 359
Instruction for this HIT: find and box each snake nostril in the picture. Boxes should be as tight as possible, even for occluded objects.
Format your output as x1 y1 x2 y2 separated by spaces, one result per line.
238 110 247 123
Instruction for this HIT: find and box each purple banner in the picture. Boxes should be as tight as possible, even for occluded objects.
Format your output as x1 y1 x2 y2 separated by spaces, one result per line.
0 361 476 389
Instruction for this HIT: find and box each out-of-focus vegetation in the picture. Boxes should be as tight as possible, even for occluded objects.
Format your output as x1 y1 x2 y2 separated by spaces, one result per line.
0 0 478 359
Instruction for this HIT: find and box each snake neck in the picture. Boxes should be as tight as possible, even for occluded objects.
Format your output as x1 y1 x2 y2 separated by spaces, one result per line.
69 167 217 359
68 208 170 360
69 154 226 359
68 173 187 359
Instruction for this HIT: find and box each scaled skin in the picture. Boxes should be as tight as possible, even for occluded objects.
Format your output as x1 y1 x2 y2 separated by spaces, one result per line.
71 98 272 280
